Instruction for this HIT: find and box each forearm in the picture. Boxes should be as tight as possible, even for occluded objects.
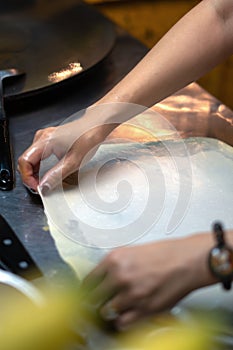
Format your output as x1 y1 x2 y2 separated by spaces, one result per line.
98 0 233 111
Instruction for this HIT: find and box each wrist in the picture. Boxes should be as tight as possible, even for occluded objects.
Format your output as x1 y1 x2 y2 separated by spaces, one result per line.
184 233 219 291
89 98 147 127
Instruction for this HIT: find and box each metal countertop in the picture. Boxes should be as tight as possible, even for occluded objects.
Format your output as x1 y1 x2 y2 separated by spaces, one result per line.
1 3 233 284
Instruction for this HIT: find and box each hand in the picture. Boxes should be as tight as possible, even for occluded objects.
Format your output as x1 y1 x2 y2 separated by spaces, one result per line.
83 234 215 330
18 113 116 193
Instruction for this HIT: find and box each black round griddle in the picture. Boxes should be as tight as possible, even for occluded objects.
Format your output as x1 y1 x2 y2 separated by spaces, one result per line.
0 0 116 97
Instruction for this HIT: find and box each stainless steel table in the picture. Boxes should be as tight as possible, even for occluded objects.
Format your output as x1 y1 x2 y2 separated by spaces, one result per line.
1 1 233 285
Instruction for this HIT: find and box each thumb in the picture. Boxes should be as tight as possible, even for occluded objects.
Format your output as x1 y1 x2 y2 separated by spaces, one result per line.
39 141 101 194
38 152 81 194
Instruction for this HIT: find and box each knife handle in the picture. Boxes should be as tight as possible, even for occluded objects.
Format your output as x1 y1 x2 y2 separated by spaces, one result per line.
0 215 42 280
0 119 14 191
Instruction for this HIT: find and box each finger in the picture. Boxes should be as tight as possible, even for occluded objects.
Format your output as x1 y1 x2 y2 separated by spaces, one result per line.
82 262 107 292
81 260 115 305
100 290 133 318
38 150 83 193
87 273 120 308
100 300 121 322
18 144 48 190
33 129 43 143
116 309 142 331
102 290 161 329
33 127 56 143
81 257 122 309
100 285 148 321
18 163 39 191
101 285 169 325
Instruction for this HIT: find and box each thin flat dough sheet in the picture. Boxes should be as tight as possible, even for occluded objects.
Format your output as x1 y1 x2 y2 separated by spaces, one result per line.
40 137 233 316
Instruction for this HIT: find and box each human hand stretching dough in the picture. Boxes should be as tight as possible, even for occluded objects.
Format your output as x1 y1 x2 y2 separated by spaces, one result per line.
18 0 233 192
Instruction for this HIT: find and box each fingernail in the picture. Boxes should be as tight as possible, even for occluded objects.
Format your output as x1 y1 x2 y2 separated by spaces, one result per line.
23 183 39 195
100 304 119 321
29 188 39 195
39 183 51 196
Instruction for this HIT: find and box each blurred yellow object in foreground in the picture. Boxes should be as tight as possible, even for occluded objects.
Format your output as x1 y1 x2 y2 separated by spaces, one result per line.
0 281 214 350
0 284 87 350
118 322 212 350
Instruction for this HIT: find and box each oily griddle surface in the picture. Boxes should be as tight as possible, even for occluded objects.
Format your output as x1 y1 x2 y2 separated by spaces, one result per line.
0 0 115 97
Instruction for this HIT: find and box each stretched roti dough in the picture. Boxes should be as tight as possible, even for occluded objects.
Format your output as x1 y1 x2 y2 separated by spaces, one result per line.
40 137 233 313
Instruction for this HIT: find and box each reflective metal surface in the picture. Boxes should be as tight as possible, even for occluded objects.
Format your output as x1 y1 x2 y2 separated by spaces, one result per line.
0 0 115 97
0 269 43 305
0 3 233 347
0 7 233 280
1 21 149 282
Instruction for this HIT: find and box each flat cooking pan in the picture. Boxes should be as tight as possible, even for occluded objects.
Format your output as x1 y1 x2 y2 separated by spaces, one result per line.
0 0 116 98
